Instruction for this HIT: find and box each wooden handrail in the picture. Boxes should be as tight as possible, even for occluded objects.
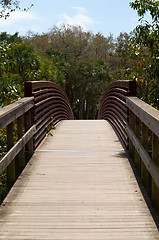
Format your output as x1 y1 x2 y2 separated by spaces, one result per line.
98 80 159 215
0 97 35 188
98 80 137 149
0 81 74 196
126 96 159 215
25 81 74 149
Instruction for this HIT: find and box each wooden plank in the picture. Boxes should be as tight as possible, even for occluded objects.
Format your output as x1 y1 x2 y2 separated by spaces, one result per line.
0 120 158 240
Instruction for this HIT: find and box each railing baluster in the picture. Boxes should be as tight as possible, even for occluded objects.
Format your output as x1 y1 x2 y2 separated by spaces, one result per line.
7 122 15 188
16 115 25 177
25 109 34 161
25 81 73 149
135 116 141 174
152 133 159 215
129 110 135 160
141 123 149 193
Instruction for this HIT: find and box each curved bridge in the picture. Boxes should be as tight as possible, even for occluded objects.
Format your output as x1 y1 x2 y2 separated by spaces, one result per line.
0 80 159 239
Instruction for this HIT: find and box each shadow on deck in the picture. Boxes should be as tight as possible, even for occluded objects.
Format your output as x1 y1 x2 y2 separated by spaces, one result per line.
0 120 159 240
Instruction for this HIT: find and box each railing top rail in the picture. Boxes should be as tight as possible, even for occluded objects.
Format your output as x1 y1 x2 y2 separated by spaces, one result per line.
126 97 159 138
103 80 136 94
25 81 68 97
0 97 34 129
25 80 62 88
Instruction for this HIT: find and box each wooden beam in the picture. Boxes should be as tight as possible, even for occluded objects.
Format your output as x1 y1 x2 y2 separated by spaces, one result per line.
126 125 159 190
0 125 36 175
0 97 34 130
16 115 25 177
126 97 159 138
7 122 15 188
152 133 159 215
141 123 149 193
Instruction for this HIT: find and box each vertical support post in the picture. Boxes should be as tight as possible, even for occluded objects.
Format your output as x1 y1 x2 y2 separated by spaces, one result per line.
16 115 25 177
25 109 34 162
129 110 135 160
135 116 141 174
128 80 137 96
152 133 159 215
25 81 34 157
141 123 150 194
7 122 15 188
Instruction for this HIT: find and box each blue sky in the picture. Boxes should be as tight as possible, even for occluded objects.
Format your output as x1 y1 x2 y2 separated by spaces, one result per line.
0 0 141 37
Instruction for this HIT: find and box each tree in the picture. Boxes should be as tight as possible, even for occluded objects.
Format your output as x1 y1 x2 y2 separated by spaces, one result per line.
0 39 41 106
129 0 159 108
25 25 112 119
0 0 33 19
0 32 21 44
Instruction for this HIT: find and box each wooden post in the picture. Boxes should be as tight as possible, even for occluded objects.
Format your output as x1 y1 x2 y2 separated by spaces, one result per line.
129 110 135 160
25 109 34 162
134 116 141 174
141 123 151 195
16 115 25 177
7 122 15 188
152 133 159 215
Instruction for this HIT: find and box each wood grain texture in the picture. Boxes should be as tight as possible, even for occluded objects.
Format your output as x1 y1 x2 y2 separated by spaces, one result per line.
126 124 159 190
0 120 158 239
0 97 34 129
0 125 36 175
126 97 159 138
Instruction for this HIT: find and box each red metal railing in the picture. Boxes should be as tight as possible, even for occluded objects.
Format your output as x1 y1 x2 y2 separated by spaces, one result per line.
98 80 136 149
25 81 74 149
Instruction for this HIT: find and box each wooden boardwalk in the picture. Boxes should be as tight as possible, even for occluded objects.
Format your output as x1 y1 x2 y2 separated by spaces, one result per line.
0 120 159 239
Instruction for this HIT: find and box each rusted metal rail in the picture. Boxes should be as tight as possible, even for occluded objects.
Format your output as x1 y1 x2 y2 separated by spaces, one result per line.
0 81 73 193
25 81 74 149
98 80 136 149
98 79 159 216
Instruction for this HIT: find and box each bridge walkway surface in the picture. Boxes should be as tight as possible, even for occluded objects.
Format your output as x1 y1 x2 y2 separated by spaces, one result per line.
0 120 159 239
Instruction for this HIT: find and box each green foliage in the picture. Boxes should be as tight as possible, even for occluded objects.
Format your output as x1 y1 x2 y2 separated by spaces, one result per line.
0 32 22 44
1 4 159 200
130 0 159 21
128 0 159 108
26 26 112 119
0 40 42 107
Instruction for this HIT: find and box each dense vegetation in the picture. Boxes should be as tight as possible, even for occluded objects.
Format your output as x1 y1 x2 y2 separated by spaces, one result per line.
0 0 159 202
0 0 159 116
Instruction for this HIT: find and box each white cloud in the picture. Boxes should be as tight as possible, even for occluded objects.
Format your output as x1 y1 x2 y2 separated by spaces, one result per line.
57 7 93 30
71 7 86 14
0 9 43 35
0 10 39 27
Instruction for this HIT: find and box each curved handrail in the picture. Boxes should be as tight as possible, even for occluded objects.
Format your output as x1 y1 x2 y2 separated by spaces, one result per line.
25 81 74 149
98 80 136 149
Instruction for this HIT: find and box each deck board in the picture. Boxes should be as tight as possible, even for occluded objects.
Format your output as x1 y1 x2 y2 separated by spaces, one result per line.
0 120 159 239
